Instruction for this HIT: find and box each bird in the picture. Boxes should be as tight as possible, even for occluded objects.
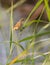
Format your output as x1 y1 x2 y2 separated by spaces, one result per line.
13 18 24 30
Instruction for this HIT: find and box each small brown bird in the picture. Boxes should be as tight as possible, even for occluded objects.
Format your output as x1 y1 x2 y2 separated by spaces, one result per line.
13 18 24 30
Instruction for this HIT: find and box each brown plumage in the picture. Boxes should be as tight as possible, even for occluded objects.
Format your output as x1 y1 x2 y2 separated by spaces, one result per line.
13 18 24 30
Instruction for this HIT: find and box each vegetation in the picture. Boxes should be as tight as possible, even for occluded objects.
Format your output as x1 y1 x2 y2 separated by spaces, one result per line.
0 0 50 65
